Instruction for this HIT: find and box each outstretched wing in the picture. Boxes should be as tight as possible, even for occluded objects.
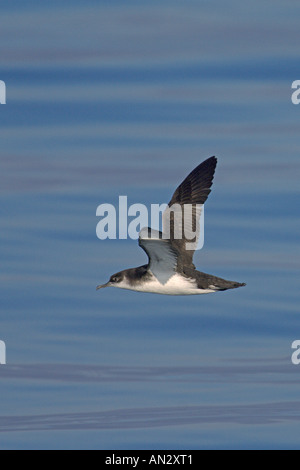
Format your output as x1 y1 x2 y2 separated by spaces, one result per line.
139 227 178 284
162 156 217 268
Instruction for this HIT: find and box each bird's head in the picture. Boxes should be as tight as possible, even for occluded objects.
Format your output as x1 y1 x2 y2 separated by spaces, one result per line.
96 271 125 290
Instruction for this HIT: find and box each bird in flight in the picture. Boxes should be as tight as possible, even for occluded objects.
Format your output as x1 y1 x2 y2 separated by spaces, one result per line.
97 157 246 295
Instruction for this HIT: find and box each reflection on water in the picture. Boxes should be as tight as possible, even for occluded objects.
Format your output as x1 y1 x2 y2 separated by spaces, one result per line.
0 361 299 433
0 360 296 384
0 0 300 450
3 401 300 433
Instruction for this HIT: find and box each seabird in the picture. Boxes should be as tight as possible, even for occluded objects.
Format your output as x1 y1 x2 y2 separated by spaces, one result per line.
97 157 246 295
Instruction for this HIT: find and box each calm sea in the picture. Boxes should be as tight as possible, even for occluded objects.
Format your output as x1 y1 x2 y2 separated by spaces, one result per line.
0 0 300 449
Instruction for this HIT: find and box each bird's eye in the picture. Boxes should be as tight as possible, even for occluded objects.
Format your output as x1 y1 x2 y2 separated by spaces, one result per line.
111 277 118 283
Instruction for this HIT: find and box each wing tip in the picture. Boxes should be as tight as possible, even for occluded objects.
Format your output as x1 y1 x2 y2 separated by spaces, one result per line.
205 155 218 169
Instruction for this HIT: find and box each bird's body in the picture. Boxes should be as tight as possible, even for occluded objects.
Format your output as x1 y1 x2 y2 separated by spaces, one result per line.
104 265 245 296
97 157 246 295
110 267 202 296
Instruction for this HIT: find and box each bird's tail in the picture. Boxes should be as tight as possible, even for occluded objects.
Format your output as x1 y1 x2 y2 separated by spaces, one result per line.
213 279 246 291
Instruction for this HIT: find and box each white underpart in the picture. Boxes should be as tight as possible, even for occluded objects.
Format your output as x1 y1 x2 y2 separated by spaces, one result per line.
139 230 178 284
114 272 216 296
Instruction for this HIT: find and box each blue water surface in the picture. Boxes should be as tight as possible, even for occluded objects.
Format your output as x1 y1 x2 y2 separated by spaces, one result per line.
0 0 300 450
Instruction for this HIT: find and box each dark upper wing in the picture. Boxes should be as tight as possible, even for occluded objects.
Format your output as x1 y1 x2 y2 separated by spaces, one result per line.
162 156 217 268
168 156 217 208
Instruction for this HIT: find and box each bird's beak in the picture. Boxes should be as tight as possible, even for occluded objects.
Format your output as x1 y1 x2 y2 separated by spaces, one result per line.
96 282 111 290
